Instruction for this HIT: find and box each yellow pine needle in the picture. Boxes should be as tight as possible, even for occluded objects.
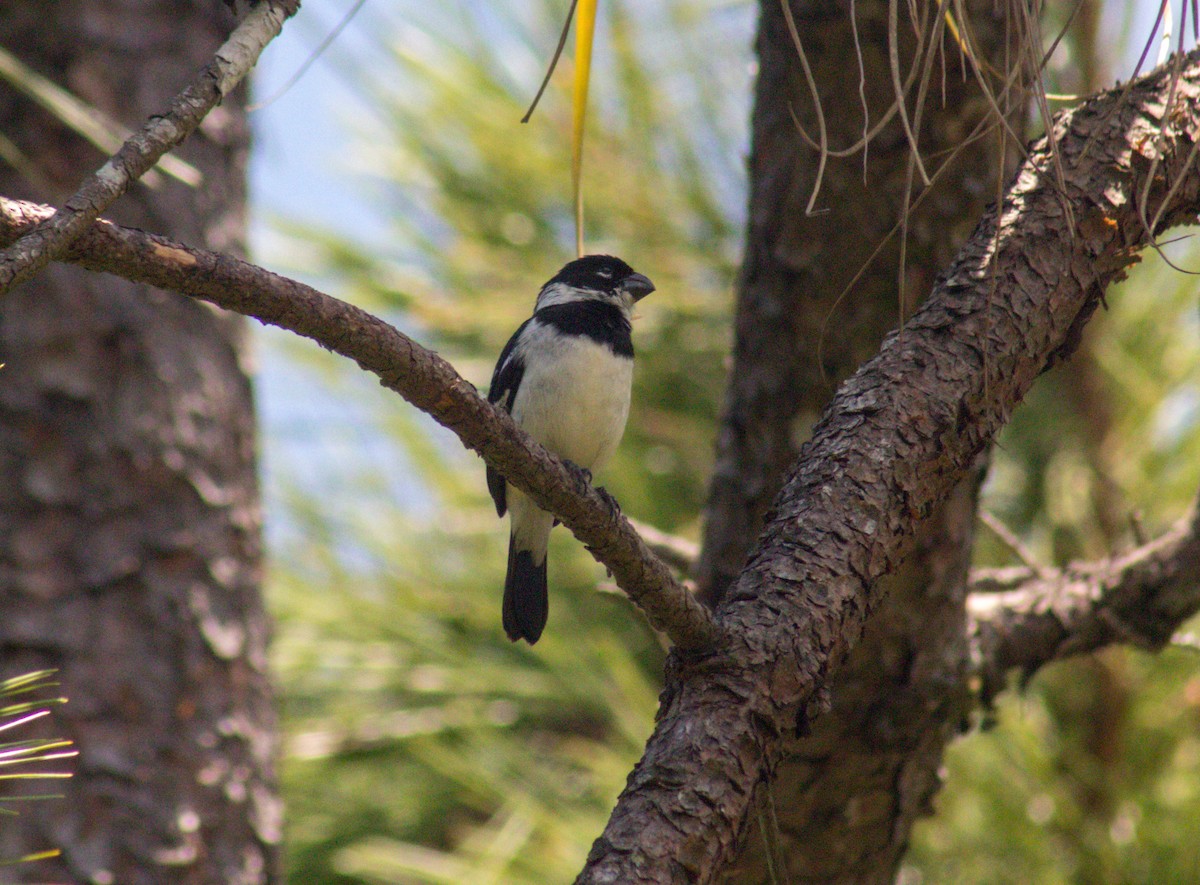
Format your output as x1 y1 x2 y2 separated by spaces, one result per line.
571 0 598 258
0 849 61 867
20 850 61 862
0 47 201 188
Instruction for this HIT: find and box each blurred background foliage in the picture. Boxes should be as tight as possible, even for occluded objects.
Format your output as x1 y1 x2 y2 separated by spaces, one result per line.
247 0 1200 882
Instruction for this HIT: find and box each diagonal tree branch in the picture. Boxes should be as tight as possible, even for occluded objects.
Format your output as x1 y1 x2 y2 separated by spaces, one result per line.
970 496 1200 704
0 0 298 296
577 48 1200 883
707 4 1020 878
4 37 1200 885
0 196 722 652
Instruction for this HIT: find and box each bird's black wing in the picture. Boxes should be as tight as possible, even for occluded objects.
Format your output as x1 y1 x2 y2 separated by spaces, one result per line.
486 320 530 517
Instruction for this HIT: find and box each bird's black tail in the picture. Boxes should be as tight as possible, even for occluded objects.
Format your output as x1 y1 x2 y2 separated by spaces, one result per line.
503 539 548 644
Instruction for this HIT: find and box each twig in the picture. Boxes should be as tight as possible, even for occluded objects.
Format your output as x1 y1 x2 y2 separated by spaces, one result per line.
1170 631 1200 653
977 509 1042 571
625 518 699 573
248 0 366 112
0 0 296 295
521 0 580 123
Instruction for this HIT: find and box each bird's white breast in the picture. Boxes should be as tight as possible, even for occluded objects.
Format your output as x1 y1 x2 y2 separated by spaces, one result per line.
510 321 633 472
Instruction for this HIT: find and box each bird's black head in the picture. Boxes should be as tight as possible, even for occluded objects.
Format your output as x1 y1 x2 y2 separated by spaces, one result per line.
536 254 655 312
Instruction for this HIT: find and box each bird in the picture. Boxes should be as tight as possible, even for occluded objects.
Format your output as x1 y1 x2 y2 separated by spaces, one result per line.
487 255 655 644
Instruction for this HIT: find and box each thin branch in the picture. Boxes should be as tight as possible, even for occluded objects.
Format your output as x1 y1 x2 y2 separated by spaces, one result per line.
977 508 1043 572
779 0 829 214
625 518 699 574
970 499 1200 704
521 0 580 123
0 196 722 653
0 0 297 296
888 0 931 185
248 0 368 111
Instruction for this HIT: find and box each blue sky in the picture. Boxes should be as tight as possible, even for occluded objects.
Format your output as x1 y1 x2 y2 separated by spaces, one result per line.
247 0 429 545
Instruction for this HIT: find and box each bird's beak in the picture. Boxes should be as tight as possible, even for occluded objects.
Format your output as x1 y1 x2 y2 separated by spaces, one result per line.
623 272 656 302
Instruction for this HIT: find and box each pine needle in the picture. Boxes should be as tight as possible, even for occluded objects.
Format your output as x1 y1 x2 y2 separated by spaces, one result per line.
572 0 598 258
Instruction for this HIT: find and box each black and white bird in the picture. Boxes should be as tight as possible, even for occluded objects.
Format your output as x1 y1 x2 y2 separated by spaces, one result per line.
487 255 655 644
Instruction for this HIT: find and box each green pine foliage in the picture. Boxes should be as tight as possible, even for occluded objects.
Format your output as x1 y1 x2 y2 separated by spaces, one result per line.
0 670 75 867
259 2 1200 882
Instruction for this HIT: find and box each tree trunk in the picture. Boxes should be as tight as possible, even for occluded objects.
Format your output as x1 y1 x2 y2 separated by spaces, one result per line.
700 2 1018 880
0 2 277 883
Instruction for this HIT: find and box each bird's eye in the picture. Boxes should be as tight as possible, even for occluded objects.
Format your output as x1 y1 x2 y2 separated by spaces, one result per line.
597 267 613 279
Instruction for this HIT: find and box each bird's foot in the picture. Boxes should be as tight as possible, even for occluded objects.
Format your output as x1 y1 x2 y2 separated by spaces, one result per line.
595 485 622 517
564 460 593 494
563 460 620 518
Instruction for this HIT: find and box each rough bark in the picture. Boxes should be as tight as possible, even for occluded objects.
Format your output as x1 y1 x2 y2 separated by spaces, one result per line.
721 471 985 883
579 45 1200 884
704 2 1015 880
0 3 277 883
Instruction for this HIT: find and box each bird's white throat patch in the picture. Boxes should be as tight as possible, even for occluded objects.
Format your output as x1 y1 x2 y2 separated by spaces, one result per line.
534 282 635 314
